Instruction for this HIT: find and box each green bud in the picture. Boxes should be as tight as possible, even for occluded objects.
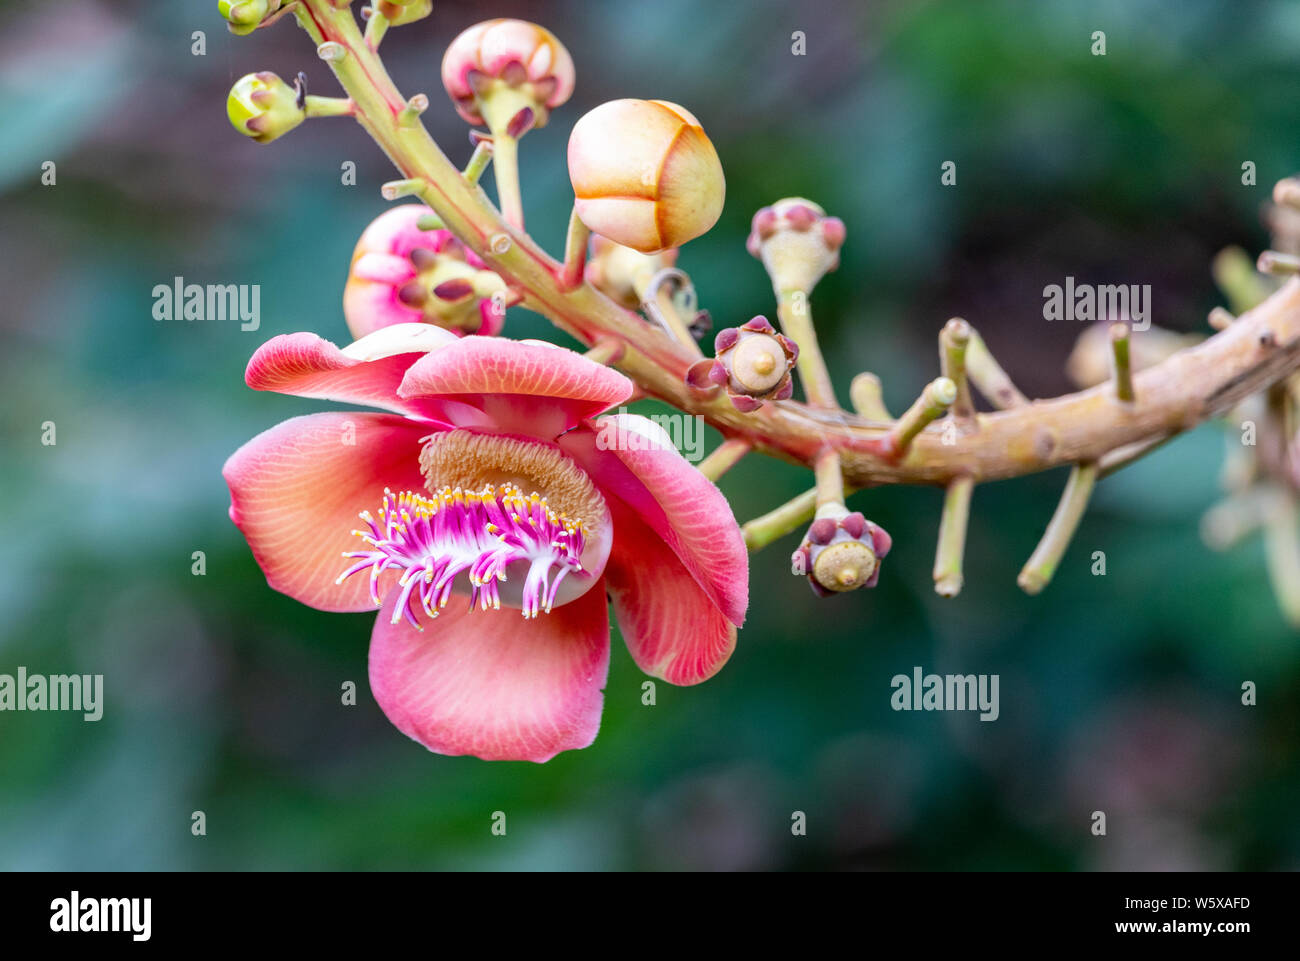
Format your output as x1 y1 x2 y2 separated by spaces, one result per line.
227 72 304 144
377 0 432 27
218 1 282 36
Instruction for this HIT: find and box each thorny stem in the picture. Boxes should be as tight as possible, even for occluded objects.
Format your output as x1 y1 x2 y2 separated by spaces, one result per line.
283 1 1300 527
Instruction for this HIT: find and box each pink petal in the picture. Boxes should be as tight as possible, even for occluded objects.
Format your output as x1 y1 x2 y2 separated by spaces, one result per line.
244 329 457 418
398 336 633 437
368 583 610 762
224 412 433 612
604 497 736 685
561 415 748 627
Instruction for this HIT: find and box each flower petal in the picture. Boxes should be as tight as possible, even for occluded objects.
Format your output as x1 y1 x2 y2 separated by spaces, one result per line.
245 327 458 417
368 584 610 762
604 497 736 685
224 411 432 611
561 415 748 626
398 336 633 436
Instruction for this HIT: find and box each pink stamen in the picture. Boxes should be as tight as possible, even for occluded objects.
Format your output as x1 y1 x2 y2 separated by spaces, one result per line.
337 486 586 629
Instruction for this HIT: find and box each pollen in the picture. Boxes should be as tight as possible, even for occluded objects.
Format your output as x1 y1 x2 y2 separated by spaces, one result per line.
418 429 606 531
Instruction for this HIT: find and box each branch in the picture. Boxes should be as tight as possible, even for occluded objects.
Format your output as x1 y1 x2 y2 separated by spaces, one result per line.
286 1 1300 495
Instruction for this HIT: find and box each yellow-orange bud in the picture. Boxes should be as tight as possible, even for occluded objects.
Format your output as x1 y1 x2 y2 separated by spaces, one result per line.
568 99 725 254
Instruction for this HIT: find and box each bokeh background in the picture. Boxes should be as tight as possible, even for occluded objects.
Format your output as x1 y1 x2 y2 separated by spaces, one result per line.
2 0 1298 870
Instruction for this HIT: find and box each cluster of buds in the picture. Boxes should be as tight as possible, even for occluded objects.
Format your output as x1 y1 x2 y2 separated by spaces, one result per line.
792 511 893 596
687 317 797 412
747 197 846 295
343 205 507 339
441 19 575 136
569 99 725 253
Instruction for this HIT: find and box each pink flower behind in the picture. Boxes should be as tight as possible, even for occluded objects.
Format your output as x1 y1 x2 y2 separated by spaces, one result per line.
224 325 748 761
343 204 507 340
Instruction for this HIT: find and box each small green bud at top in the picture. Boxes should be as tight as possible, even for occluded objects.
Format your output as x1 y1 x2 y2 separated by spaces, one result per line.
227 72 304 144
218 0 282 36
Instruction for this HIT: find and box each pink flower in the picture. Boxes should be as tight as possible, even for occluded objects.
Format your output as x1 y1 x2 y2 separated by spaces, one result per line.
343 204 507 340
223 324 748 762
441 19 575 128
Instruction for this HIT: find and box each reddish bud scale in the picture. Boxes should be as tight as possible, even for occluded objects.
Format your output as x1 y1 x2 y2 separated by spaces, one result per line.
686 315 798 411
794 512 892 597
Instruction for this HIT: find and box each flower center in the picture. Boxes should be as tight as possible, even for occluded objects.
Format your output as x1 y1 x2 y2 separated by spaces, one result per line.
337 431 610 628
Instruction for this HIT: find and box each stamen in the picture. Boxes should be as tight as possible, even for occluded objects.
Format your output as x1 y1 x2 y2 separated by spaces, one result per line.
337 485 586 629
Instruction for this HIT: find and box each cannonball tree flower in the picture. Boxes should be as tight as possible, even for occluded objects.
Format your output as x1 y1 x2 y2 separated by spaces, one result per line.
343 204 507 340
441 19 575 228
222 324 747 762
568 99 726 254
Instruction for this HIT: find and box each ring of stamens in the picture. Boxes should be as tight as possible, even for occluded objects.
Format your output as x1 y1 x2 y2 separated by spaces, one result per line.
337 484 587 629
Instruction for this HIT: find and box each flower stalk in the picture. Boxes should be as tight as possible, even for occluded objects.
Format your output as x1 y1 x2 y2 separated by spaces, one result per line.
1017 462 1099 595
933 475 974 597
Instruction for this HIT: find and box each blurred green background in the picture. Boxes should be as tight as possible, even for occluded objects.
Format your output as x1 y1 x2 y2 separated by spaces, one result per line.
1 0 1297 870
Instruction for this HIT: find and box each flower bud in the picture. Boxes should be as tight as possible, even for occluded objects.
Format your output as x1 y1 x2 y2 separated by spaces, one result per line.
568 99 725 253
584 235 678 309
218 0 282 36
747 197 845 294
376 0 432 27
227 71 304 144
686 316 797 412
792 511 892 596
343 205 508 340
441 19 575 130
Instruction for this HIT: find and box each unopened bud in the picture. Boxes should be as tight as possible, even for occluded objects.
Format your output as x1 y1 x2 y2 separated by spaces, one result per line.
792 511 892 596
585 235 679 309
377 0 432 26
227 71 304 144
569 99 725 253
686 316 797 412
441 19 575 131
747 197 845 295
218 1 282 36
